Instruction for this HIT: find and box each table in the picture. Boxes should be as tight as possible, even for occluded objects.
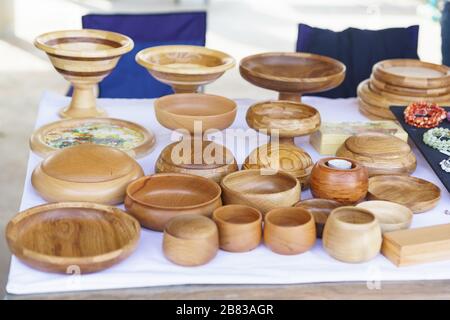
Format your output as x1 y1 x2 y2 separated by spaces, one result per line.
5 92 450 297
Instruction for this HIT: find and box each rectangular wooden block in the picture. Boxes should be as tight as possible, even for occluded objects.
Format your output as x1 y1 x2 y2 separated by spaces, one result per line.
382 223 450 267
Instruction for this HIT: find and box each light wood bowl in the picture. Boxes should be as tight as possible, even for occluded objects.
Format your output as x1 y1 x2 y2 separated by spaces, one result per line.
368 175 441 213
322 206 382 263
310 157 368 204
125 173 222 231
6 202 140 274
264 207 316 255
336 133 416 176
136 45 235 93
30 117 156 159
212 205 262 252
34 29 133 118
356 200 413 233
31 144 144 205
163 215 219 266
221 169 301 215
295 198 342 238
240 52 345 101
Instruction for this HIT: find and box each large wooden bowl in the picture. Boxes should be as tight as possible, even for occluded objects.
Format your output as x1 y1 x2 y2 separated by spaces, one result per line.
6 202 140 274
240 52 345 101
125 173 222 231
35 29 133 118
136 45 235 93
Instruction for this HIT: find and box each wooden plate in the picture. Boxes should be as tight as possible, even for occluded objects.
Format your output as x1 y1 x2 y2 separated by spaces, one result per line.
357 98 396 120
358 104 386 121
6 202 140 274
373 59 450 89
30 118 155 158
370 74 450 97
368 175 441 213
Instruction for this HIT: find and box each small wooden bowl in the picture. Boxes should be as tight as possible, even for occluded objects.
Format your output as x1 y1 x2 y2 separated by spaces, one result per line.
323 206 382 263
310 157 368 204
336 133 417 176
31 144 144 205
221 169 301 214
136 45 235 93
356 200 413 233
264 207 316 255
163 215 219 266
295 198 342 238
212 205 262 252
368 175 441 213
125 173 222 231
6 202 140 274
154 93 237 134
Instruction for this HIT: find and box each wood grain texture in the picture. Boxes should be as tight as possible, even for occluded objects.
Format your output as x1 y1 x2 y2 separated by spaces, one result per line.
239 52 345 101
336 133 417 176
34 29 133 118
5 202 140 274
125 173 222 231
264 207 316 255
358 101 391 120
221 169 301 215
136 45 235 93
310 157 368 204
322 207 382 263
212 205 262 252
163 215 219 266
31 144 144 205
368 175 441 213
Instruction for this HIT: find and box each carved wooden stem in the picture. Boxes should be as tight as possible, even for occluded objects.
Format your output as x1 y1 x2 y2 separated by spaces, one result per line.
278 92 302 102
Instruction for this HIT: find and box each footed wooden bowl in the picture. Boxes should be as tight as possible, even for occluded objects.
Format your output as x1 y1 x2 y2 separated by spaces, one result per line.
35 29 133 118
6 202 140 274
240 52 345 101
357 200 413 233
125 173 222 231
136 45 235 93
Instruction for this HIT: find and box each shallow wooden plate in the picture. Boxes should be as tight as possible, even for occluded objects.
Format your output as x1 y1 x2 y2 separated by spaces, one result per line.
370 74 450 97
357 97 396 120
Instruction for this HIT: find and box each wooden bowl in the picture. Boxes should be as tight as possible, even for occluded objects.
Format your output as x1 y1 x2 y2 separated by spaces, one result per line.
221 169 301 214
212 205 262 252
125 173 222 231
368 175 441 213
336 133 417 176
240 52 345 101
310 157 368 204
154 93 237 134
370 74 450 97
6 202 140 274
136 45 235 93
295 198 342 238
31 144 144 205
163 215 219 266
356 200 413 233
35 29 133 118
264 207 316 255
30 117 156 159
322 206 382 263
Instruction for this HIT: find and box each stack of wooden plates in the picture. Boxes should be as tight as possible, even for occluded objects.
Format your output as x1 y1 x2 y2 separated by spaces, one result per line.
357 59 450 120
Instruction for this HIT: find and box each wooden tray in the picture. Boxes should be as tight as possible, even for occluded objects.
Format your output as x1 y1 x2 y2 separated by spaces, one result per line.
357 98 396 120
370 74 450 97
390 106 450 193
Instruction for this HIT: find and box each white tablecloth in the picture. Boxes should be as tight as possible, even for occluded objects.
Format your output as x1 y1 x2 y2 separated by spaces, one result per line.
6 92 450 295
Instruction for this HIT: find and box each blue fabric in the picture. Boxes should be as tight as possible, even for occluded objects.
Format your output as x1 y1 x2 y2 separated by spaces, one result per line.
442 2 450 66
296 24 419 98
73 12 207 98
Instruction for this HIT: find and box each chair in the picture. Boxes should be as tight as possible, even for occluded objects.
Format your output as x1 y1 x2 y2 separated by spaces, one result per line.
77 12 207 98
296 24 419 98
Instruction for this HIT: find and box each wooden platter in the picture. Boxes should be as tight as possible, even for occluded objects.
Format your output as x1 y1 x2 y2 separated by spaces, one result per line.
31 144 144 205
30 117 156 158
357 97 396 120
6 202 140 274
368 175 441 213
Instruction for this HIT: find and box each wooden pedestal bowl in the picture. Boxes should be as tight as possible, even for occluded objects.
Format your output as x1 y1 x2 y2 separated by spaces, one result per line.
220 169 300 215
357 200 413 233
6 202 140 274
240 52 345 101
125 173 222 231
35 29 133 118
136 45 235 93
310 157 368 204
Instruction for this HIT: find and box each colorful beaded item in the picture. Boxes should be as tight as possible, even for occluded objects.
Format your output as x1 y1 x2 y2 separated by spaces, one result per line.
423 127 450 156
404 101 447 128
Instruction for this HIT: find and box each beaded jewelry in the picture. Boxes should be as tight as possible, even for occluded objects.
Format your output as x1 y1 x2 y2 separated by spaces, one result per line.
423 127 450 155
440 158 450 173
404 101 447 128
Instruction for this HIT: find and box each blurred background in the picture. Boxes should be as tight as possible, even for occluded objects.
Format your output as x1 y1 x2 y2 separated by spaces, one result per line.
0 0 446 295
